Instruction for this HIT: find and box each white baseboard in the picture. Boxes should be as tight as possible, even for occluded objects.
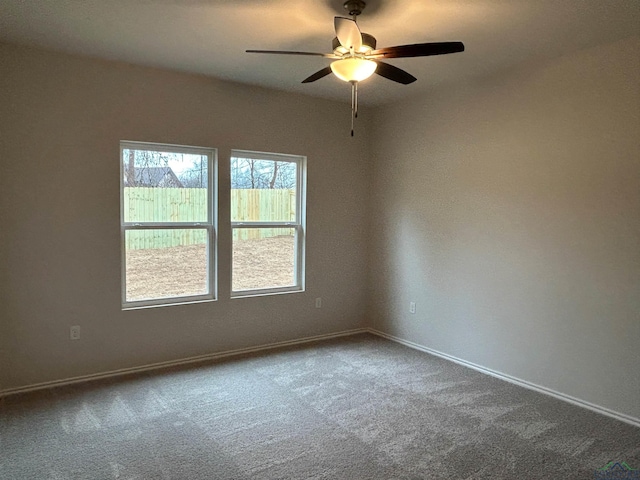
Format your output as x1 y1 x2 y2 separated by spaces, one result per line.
0 328 369 397
368 328 640 428
3 326 638 429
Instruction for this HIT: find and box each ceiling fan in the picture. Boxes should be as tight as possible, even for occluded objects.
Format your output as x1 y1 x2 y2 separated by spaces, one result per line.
247 0 464 136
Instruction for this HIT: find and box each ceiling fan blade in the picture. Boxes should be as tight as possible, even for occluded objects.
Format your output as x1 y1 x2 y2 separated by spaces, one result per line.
246 49 337 58
374 61 417 85
334 17 362 51
302 66 333 83
370 42 464 58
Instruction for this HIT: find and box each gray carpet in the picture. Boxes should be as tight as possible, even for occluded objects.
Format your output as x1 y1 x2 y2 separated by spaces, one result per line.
1 333 638 479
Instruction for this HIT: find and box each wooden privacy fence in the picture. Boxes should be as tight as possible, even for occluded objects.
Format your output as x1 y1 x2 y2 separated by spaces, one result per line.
231 188 296 241
125 229 208 251
124 187 295 250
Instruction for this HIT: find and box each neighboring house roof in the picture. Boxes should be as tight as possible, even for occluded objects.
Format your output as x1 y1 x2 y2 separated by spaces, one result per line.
126 167 183 187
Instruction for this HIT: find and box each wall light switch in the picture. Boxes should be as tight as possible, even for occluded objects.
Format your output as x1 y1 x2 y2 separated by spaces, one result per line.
409 302 416 314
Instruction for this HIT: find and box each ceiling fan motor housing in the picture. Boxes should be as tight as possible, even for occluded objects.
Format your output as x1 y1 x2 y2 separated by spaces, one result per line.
332 32 377 53
343 0 366 17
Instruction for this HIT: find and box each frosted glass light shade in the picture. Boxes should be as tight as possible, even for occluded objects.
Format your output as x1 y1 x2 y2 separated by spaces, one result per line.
330 58 377 82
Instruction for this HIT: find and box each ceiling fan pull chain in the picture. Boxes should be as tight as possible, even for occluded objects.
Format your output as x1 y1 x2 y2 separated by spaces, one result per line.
355 81 359 119
351 81 356 137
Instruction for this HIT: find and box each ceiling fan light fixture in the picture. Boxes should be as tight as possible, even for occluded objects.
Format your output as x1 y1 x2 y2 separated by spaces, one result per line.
330 58 377 82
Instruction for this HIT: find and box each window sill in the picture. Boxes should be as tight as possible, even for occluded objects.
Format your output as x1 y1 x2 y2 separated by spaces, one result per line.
122 297 217 311
230 287 305 300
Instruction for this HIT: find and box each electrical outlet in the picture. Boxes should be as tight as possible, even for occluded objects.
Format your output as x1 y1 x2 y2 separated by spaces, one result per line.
70 325 81 340
409 302 416 314
315 297 322 308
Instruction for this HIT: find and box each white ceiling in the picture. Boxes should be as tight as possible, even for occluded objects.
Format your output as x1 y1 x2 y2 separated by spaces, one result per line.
1 0 638 106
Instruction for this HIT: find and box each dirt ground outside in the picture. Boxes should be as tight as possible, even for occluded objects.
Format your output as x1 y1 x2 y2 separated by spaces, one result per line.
125 236 294 301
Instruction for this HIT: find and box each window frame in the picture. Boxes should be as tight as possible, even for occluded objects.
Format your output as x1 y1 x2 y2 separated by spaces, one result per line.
230 149 306 298
120 140 217 309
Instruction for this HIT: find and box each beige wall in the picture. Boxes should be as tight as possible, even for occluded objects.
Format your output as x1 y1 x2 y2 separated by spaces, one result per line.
368 36 640 420
0 43 371 390
2 35 638 422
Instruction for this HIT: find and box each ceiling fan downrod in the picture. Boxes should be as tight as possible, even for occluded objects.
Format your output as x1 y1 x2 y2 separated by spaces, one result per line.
343 0 366 20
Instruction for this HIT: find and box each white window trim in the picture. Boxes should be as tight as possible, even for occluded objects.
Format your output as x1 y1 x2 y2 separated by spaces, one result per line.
230 149 306 298
120 140 218 309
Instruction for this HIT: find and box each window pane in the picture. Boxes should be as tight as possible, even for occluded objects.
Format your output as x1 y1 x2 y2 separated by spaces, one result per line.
123 148 208 223
230 157 297 222
125 229 209 302
232 228 295 291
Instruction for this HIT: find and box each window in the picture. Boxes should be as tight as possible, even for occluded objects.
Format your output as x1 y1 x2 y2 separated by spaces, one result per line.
231 150 306 296
120 141 217 308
